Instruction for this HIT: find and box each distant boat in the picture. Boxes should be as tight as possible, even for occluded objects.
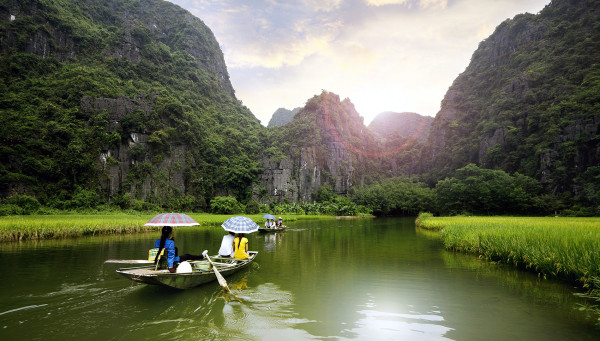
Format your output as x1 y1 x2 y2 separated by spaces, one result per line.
258 226 286 233
115 252 258 290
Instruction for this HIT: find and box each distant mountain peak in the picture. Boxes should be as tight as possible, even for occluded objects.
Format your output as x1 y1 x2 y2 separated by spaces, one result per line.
368 111 433 142
267 107 301 127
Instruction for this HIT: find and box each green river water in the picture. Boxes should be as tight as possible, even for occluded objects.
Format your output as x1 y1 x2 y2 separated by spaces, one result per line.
0 217 598 340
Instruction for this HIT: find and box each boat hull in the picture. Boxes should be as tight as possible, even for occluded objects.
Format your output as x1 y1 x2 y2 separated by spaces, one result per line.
116 252 257 289
258 227 286 233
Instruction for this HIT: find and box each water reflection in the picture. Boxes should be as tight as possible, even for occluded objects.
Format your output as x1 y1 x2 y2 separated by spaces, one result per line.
263 232 284 252
0 218 599 340
351 308 452 340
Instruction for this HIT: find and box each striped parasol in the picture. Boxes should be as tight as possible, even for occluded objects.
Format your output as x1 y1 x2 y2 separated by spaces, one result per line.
144 213 199 227
221 216 259 233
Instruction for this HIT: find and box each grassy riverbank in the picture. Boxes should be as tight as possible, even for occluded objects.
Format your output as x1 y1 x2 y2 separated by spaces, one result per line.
0 213 334 242
416 214 600 292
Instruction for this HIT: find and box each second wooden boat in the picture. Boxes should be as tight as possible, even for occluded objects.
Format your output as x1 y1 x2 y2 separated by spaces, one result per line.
258 226 286 233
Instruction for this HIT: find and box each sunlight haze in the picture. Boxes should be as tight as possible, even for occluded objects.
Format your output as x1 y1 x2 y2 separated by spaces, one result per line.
167 0 550 125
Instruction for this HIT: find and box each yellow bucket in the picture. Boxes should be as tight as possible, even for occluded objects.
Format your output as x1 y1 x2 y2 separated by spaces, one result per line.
148 248 165 261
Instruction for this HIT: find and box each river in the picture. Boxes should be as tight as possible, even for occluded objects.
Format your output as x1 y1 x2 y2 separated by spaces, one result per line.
0 217 598 340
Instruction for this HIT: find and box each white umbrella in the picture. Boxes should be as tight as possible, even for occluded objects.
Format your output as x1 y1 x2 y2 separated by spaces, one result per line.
221 216 259 233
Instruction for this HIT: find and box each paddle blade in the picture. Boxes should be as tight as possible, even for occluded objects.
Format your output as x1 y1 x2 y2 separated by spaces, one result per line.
206 255 231 292
206 255 244 302
214 270 230 292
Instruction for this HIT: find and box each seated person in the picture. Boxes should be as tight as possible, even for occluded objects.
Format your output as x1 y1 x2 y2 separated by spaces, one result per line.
233 233 250 260
218 231 236 257
154 226 207 273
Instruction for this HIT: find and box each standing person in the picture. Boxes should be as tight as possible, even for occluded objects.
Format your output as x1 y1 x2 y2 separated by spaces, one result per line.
154 226 207 273
233 233 250 260
218 231 236 257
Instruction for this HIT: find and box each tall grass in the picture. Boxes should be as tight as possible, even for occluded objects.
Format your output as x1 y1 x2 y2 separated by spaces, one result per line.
0 214 155 241
416 214 600 291
0 213 333 242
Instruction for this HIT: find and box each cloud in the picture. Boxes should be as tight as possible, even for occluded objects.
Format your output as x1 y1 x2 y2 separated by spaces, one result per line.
419 0 448 9
364 0 448 9
364 0 410 6
232 34 333 69
166 0 550 125
301 0 343 12
218 10 344 69
332 43 379 72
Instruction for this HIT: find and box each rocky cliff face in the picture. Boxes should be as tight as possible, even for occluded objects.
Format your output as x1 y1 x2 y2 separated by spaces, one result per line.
0 0 234 96
424 0 600 198
256 92 378 203
0 0 258 206
256 147 325 202
0 2 76 61
79 93 171 199
427 12 551 160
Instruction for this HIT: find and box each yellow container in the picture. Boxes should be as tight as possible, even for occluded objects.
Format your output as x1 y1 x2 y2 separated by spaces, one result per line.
148 248 165 261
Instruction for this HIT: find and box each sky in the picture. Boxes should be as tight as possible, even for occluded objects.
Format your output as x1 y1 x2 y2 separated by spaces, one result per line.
166 0 550 126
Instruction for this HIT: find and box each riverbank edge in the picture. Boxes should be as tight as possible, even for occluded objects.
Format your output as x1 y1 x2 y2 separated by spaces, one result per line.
0 213 347 242
415 213 600 317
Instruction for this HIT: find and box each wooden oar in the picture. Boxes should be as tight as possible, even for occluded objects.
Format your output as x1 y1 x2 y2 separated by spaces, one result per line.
205 255 231 292
205 256 244 302
104 259 153 264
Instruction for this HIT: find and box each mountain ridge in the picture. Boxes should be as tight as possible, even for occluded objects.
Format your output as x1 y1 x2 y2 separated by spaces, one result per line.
423 0 600 207
0 0 262 210
1 0 599 214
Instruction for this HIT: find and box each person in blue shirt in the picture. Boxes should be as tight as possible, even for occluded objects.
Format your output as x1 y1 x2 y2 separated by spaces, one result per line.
154 226 207 273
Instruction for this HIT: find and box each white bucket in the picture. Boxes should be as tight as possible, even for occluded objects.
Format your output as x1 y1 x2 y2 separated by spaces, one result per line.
176 261 193 273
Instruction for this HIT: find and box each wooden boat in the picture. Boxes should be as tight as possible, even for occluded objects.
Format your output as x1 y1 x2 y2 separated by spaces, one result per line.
115 251 258 290
258 226 286 233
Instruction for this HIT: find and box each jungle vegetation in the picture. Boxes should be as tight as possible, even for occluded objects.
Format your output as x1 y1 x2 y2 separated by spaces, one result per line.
1 0 599 217
420 0 600 213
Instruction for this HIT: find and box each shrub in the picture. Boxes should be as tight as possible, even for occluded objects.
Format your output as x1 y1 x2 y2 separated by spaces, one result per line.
112 193 133 209
210 196 243 214
7 194 41 214
132 199 160 212
35 206 61 215
166 195 197 212
245 199 260 214
68 187 98 209
0 204 24 216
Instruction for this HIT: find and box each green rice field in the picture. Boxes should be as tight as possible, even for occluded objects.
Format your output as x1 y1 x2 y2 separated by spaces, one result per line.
416 214 600 290
0 213 331 242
